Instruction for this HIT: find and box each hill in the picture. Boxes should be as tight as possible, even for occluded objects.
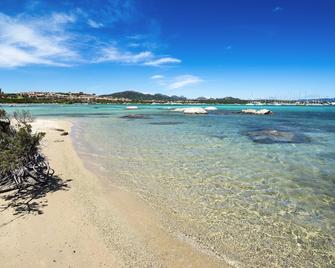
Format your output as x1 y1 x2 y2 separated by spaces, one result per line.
100 91 187 102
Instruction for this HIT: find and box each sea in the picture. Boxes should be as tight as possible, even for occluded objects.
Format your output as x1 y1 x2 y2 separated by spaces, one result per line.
2 103 335 267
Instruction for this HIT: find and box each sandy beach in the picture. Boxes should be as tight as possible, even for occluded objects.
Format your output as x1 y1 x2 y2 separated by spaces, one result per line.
0 119 230 268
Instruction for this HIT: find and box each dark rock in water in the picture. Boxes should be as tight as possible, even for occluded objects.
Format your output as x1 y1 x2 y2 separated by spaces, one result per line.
319 152 335 161
149 121 183 125
210 134 226 140
120 114 152 120
53 128 65 132
211 110 239 116
241 109 273 115
246 129 310 144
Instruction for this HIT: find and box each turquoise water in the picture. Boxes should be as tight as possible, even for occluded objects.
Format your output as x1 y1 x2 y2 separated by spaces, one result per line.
2 104 335 267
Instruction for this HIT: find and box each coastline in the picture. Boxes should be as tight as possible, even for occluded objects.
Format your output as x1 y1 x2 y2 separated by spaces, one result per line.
0 118 230 267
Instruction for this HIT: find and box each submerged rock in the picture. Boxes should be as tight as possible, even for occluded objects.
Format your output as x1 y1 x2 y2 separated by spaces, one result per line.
211 110 240 115
126 106 138 110
241 109 273 115
204 106 218 111
120 114 151 120
183 108 208 114
246 129 310 144
210 134 226 140
149 121 184 125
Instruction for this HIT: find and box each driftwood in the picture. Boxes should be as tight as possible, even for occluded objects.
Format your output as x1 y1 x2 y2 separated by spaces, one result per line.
0 152 54 194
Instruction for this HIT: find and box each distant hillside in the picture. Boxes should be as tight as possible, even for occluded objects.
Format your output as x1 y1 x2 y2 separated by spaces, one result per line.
100 91 187 101
100 91 250 103
211 97 248 104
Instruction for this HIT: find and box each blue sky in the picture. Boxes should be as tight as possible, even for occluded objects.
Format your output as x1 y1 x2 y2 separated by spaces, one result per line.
0 0 334 99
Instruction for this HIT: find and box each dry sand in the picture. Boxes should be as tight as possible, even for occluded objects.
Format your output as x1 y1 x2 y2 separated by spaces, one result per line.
0 119 231 268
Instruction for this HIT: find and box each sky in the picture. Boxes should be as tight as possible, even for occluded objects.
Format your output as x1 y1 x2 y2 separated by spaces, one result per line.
0 0 334 99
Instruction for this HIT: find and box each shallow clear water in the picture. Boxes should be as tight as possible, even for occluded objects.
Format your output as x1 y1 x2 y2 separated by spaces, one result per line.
3 104 335 266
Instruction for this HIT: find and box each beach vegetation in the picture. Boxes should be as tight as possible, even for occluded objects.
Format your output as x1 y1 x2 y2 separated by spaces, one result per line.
0 109 53 193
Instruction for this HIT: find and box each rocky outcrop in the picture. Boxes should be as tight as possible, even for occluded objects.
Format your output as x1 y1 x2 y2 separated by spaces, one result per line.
172 108 186 112
183 108 208 114
172 107 208 114
241 109 272 115
204 106 218 111
126 106 138 110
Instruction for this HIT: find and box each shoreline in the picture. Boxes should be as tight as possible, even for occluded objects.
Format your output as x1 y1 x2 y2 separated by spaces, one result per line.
0 118 230 267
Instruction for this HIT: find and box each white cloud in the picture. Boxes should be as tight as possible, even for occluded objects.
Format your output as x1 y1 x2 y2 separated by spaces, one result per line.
96 46 153 64
97 45 181 67
144 57 181 66
150 75 164 79
127 34 145 40
128 42 141 48
272 6 283 12
168 75 203 90
0 44 71 68
0 12 78 68
51 12 76 24
87 19 104 28
0 9 181 69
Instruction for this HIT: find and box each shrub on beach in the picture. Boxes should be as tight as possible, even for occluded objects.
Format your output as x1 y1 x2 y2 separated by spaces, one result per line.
0 109 51 191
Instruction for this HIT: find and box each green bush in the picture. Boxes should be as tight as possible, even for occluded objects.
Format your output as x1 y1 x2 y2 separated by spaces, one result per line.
0 109 45 186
